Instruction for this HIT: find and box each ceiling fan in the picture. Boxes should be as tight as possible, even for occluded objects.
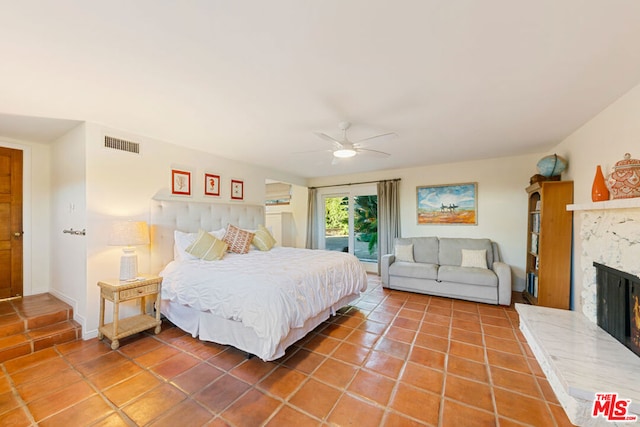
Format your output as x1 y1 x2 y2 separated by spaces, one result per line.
313 121 396 159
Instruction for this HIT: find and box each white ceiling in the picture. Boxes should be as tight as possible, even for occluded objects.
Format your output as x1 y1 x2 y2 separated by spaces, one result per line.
1 1 640 178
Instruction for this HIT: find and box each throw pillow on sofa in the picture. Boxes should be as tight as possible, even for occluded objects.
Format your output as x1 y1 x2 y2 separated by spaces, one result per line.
395 244 415 262
460 249 488 269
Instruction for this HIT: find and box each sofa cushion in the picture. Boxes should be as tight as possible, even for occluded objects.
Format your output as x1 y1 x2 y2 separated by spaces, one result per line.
389 262 438 280
395 237 439 264
438 238 493 267
438 265 497 287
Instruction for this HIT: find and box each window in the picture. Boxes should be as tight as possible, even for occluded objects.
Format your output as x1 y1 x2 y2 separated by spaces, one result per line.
265 182 291 205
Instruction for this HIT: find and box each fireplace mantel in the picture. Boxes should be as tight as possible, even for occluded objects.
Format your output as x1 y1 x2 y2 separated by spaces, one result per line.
567 197 640 211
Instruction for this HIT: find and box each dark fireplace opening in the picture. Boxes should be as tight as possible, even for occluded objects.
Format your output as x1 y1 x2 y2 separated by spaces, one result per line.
595 262 640 357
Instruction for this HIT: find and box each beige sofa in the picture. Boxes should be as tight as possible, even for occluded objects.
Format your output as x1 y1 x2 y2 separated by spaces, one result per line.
381 237 512 306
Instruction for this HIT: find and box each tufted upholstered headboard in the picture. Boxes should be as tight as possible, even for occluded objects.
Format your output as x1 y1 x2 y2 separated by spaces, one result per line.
149 198 265 274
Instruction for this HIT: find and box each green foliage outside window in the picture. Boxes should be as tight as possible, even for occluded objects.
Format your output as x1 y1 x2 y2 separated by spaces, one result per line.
354 195 378 255
325 197 349 235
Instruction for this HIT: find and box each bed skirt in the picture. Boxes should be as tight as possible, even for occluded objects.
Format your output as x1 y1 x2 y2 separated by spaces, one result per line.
160 293 358 361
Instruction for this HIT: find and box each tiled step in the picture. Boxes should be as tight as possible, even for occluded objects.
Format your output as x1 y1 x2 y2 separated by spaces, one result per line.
0 333 31 362
29 319 82 352
0 313 26 338
0 294 82 363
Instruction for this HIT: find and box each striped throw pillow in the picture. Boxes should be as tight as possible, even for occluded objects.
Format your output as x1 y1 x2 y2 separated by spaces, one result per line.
185 229 228 261
252 224 276 251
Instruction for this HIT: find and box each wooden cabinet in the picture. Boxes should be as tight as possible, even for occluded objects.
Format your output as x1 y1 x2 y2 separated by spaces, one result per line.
524 181 573 309
97 275 162 350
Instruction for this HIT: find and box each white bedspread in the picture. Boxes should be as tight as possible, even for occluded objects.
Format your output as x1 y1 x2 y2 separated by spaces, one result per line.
159 247 368 357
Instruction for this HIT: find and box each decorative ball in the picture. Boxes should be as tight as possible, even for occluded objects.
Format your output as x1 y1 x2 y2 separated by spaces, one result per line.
536 154 567 177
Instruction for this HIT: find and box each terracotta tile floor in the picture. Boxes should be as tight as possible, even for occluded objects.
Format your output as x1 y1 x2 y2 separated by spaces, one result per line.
0 276 573 426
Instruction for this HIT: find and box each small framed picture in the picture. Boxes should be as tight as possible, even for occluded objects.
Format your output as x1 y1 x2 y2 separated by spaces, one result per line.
172 169 191 195
204 173 220 196
231 179 244 200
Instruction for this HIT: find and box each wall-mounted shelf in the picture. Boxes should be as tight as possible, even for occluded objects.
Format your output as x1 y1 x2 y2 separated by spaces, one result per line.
567 198 640 211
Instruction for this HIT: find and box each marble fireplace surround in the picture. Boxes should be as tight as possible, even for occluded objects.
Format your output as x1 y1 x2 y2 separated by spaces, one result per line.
517 198 640 426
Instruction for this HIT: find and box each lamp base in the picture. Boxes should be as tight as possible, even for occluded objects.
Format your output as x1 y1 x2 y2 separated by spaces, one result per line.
119 249 138 281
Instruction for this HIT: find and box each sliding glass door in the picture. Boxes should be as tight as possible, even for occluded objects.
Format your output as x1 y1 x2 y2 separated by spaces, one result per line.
320 184 378 271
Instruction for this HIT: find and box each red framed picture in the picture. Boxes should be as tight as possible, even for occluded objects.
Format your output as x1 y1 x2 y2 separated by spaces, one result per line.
204 173 220 196
172 169 191 195
231 179 244 200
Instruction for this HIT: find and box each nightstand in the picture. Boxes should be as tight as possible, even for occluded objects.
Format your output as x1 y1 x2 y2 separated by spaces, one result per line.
97 275 163 350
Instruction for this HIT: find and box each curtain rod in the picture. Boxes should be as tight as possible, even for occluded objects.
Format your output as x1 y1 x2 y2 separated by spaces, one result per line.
309 178 401 190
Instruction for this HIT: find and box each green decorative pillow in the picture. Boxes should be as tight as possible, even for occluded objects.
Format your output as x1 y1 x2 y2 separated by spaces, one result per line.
252 224 276 251
185 229 228 261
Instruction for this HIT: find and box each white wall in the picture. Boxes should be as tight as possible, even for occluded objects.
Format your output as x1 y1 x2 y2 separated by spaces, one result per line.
308 153 544 291
0 137 51 296
50 124 88 326
552 81 640 313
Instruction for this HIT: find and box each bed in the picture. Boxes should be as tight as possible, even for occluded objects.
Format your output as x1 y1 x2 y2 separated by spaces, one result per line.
150 199 368 361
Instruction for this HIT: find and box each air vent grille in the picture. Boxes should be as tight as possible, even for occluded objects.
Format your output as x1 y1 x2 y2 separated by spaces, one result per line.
104 136 140 154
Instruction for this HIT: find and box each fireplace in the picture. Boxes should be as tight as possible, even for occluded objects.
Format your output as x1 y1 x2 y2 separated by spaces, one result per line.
595 262 640 357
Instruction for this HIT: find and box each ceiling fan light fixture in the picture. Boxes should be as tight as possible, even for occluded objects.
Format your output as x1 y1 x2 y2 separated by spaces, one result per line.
333 148 357 158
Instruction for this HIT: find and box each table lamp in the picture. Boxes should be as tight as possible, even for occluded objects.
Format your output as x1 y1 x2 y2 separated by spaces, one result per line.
108 221 150 280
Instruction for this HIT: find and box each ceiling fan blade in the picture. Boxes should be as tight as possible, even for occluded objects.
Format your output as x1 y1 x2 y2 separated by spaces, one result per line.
313 131 344 149
357 148 391 157
293 148 332 155
353 132 397 145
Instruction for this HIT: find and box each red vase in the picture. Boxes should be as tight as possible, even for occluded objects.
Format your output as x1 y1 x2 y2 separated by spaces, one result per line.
592 165 609 202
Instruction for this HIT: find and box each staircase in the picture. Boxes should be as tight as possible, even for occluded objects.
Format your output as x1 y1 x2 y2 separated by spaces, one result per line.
0 293 82 363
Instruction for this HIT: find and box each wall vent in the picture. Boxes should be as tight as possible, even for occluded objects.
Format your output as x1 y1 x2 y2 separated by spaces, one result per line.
104 136 140 154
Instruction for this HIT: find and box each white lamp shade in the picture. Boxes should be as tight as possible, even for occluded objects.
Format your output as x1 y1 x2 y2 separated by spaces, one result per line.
108 221 150 247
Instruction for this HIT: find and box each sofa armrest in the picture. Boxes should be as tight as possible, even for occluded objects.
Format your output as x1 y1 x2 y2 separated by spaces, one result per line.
493 261 512 306
381 254 395 287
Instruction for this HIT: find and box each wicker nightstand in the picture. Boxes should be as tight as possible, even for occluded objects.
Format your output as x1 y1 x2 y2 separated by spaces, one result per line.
97 275 163 350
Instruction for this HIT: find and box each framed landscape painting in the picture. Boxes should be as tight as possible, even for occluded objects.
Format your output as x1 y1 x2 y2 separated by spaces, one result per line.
417 182 477 225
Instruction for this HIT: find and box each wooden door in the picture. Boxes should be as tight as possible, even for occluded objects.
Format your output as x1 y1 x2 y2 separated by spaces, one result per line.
0 147 23 298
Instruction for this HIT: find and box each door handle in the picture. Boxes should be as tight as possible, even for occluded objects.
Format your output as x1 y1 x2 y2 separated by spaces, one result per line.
14 232 23 238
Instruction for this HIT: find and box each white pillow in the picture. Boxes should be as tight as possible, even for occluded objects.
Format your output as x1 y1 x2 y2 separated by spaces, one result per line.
395 244 414 263
461 249 488 269
174 229 227 261
174 230 199 261
210 228 227 240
